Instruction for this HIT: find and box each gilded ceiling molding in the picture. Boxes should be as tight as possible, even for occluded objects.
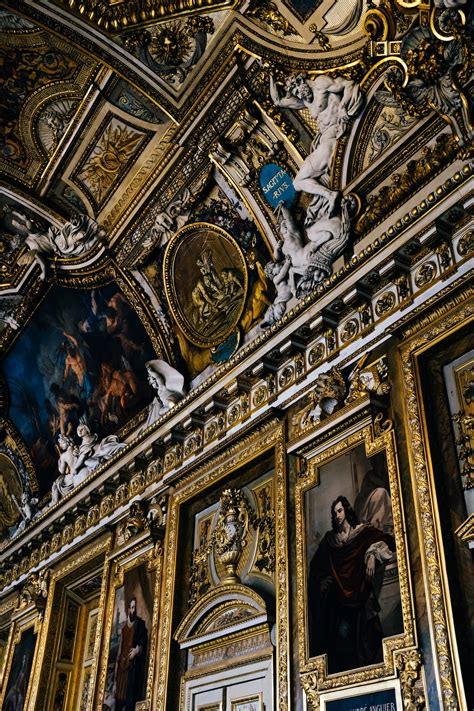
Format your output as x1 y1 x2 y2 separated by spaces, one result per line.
59 0 233 32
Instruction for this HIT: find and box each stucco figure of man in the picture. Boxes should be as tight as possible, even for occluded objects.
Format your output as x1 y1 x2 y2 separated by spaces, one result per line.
308 495 395 673
115 597 148 711
270 73 363 214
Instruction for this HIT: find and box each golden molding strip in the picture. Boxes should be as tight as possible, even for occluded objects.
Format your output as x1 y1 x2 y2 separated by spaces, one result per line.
62 0 233 32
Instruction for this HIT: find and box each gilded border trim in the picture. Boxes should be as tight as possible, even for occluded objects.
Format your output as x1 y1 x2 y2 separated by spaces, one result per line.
295 420 415 697
399 290 473 709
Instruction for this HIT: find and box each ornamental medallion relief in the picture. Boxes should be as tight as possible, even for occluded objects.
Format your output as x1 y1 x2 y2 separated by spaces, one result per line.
163 222 248 348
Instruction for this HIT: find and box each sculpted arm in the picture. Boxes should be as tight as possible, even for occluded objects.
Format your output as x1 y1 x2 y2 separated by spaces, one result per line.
270 76 305 110
273 257 291 286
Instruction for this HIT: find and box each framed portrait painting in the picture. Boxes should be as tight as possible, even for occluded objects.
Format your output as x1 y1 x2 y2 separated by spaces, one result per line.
1 623 38 711
295 418 415 691
97 546 161 711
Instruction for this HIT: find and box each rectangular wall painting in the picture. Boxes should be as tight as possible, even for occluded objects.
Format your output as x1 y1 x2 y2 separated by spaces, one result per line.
2 626 37 711
305 444 403 673
2 284 155 489
102 562 155 711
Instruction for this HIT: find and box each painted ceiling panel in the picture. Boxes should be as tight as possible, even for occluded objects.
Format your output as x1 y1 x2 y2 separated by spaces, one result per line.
3 283 156 490
0 9 101 187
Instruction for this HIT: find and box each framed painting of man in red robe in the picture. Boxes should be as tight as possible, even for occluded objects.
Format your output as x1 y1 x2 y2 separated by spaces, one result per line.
100 559 156 711
295 419 416 691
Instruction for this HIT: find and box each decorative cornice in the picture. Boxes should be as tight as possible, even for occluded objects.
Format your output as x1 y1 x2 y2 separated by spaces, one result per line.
57 0 233 33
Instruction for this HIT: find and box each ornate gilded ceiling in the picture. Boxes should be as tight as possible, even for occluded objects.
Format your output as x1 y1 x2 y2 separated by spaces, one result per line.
0 0 472 522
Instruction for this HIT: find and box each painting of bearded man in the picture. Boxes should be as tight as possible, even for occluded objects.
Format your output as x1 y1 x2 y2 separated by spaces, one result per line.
308 495 396 673
114 597 148 711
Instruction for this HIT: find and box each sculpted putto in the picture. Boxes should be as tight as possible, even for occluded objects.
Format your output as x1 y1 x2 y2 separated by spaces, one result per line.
11 211 103 279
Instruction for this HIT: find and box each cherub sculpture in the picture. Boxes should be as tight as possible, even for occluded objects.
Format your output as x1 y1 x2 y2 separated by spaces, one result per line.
11 211 103 279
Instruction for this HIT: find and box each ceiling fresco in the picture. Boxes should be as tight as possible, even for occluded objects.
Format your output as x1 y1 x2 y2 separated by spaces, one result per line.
0 0 471 524
2 283 156 490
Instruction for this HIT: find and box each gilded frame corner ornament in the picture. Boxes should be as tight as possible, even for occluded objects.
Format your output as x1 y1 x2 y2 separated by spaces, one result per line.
399 287 473 709
295 415 416 699
153 420 290 709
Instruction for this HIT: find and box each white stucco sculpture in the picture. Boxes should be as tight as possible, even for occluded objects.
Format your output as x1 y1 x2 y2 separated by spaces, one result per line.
50 425 126 504
51 434 79 505
144 359 186 428
270 72 363 214
11 211 103 279
11 491 39 533
274 196 355 300
143 188 192 249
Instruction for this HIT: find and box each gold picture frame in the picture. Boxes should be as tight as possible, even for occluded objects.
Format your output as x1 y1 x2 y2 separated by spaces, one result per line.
318 678 402 710
0 611 43 710
95 536 163 711
154 419 289 709
231 691 264 710
399 288 473 709
31 534 112 711
162 221 248 348
294 414 416 700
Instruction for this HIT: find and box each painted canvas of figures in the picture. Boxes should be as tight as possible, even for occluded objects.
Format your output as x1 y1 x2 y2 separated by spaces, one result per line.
305 444 403 673
2 626 37 711
103 563 154 711
2 284 155 490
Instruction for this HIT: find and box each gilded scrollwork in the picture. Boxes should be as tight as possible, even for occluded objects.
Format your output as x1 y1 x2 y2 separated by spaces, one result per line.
17 569 50 610
395 648 426 711
154 421 289 708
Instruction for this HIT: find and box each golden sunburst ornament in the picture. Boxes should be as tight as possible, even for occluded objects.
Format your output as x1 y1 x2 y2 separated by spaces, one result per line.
150 22 192 65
